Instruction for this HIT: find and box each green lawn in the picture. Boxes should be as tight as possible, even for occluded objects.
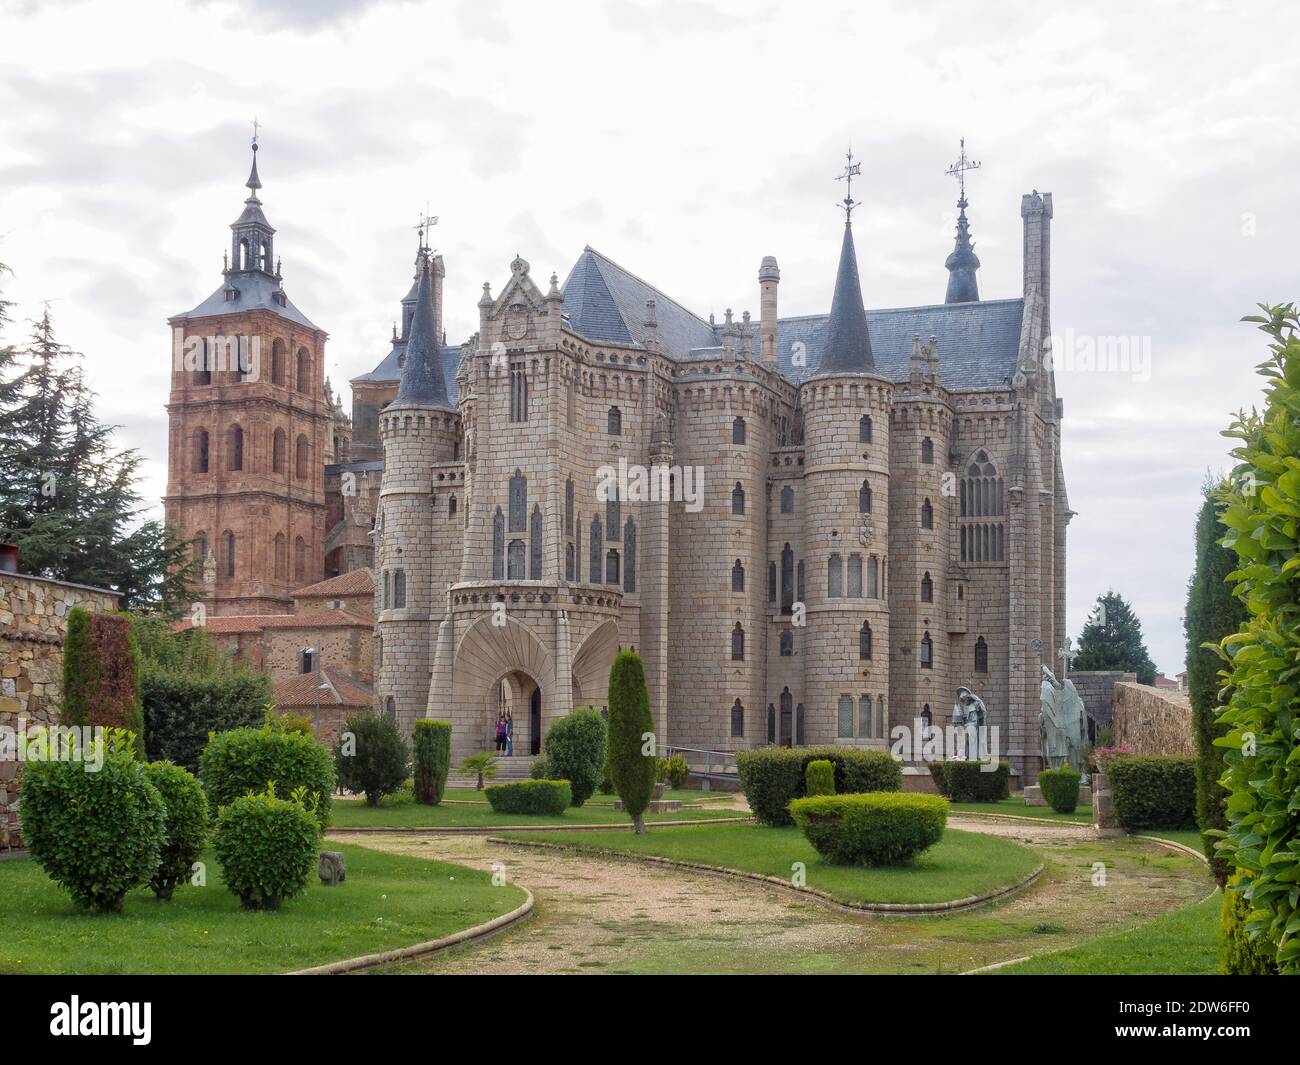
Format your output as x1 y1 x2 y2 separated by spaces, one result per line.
0 843 526 975
441 787 732 806
989 890 1220 975
1137 828 1206 854
330 797 744 829
496 822 1040 906
948 797 1091 823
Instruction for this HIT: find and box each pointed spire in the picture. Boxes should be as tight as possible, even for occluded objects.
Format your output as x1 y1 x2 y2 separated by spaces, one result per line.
815 213 875 375
394 252 453 409
944 138 981 303
246 120 263 199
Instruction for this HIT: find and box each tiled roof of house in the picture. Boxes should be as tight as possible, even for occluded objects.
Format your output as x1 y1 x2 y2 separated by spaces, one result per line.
174 607 371 635
292 568 374 599
273 668 374 708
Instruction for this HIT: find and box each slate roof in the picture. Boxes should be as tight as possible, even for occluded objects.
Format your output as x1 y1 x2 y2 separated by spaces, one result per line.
350 341 462 404
814 221 875 374
394 258 454 408
174 271 322 332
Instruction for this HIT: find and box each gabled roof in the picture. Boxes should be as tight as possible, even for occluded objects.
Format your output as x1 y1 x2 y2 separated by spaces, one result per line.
174 271 322 332
292 568 374 598
562 247 718 358
273 669 374 708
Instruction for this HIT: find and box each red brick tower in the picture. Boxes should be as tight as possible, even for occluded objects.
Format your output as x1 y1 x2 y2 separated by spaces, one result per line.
164 137 329 616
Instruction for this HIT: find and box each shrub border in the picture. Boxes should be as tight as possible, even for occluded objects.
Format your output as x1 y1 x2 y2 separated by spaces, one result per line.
325 816 752 835
285 887 534 975
486 835 1043 915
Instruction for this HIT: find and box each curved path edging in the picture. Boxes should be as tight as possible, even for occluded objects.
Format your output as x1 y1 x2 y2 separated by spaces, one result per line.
285 888 535 975
327 816 752 836
487 835 1043 915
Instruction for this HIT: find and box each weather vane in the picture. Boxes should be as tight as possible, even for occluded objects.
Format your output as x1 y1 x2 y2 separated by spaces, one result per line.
251 116 260 150
836 147 861 219
415 205 439 254
945 137 980 205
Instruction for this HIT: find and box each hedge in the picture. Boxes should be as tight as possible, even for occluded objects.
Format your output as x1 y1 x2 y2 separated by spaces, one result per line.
412 720 452 804
736 747 901 827
543 707 607 806
1107 755 1197 830
141 669 270 772
927 760 1011 802
62 609 145 756
1220 875 1278 974
789 792 948 866
484 779 572 817
213 786 320 911
198 725 336 829
1037 764 1082 813
805 759 835 796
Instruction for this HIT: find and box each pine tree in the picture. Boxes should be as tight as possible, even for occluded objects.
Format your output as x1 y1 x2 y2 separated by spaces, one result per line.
1072 590 1158 684
606 650 656 833
1185 480 1247 883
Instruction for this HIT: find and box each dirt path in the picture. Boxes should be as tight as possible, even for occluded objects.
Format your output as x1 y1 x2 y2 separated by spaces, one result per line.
340 817 1207 975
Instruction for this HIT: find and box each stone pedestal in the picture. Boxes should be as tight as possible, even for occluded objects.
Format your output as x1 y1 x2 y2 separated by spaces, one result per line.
1091 770 1122 835
1024 783 1092 807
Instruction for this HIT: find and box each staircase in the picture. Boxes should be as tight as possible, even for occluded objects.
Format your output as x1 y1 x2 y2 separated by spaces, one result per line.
448 754 535 789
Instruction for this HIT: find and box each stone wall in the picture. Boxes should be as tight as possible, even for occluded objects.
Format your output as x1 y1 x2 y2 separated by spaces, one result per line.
1113 681 1195 757
1071 670 1136 732
0 572 121 849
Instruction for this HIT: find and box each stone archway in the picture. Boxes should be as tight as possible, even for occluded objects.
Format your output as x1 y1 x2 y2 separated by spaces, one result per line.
452 613 554 759
571 620 620 714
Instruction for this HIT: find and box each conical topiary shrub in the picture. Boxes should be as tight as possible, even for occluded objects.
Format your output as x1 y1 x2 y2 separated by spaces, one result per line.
606 650 656 833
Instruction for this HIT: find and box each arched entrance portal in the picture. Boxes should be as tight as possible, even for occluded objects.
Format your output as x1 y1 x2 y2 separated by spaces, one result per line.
488 670 542 757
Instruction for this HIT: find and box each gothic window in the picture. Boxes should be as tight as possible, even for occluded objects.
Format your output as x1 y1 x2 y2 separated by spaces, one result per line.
781 544 794 612
797 560 805 603
509 470 527 532
296 348 311 394
623 519 636 592
530 506 542 579
393 567 406 607
272 429 287 475
848 553 863 597
193 532 208 563
385 697 396 726
227 425 244 471
223 531 236 578
274 534 286 580
194 428 210 473
781 486 794 513
507 539 526 579
867 555 879 598
296 435 309 480
859 414 872 444
921 498 933 529
731 559 745 592
859 480 872 513
975 635 988 673
838 695 853 738
732 417 746 444
921 705 932 731
860 621 872 660
731 623 745 661
574 517 581 581
796 703 805 745
492 507 505 579
768 561 777 602
730 699 744 738
780 689 793 747
731 482 745 515
780 630 793 657
590 516 602 582
605 549 620 585
606 494 620 541
920 631 933 669
271 339 286 386
194 337 211 385
921 571 933 603
565 478 574 537
382 570 390 608
921 436 934 464
607 406 622 435
509 363 529 422
767 704 776 744
295 536 306 583
827 553 843 598
877 696 886 739
449 494 457 518
859 695 872 739
565 542 575 581
959 451 1006 563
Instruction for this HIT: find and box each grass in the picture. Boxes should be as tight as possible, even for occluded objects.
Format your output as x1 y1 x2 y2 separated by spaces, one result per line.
1135 828 1205 853
988 889 1220 975
948 796 1091 823
440 787 732 806
330 797 743 829
496 822 1041 906
0 843 526 975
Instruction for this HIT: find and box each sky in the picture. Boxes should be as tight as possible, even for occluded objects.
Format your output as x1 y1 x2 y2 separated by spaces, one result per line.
0 0 1295 677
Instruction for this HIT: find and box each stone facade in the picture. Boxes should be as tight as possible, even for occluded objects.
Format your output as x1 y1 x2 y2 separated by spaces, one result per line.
1070 669 1136 733
0 572 120 849
1113 681 1195 757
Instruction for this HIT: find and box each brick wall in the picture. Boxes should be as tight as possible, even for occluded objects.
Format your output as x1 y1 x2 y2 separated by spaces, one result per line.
1113 681 1195 757
0 572 120 849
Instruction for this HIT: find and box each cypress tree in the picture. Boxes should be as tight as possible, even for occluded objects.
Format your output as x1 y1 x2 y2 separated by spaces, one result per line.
1072 590 1159 684
606 650 656 833
1185 481 1246 883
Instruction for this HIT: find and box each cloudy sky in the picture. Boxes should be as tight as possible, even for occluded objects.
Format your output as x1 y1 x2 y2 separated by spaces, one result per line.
0 0 1295 675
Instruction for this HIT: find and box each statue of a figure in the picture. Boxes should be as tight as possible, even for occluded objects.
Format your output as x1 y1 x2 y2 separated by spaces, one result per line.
952 687 988 761
201 550 216 589
1040 666 1089 778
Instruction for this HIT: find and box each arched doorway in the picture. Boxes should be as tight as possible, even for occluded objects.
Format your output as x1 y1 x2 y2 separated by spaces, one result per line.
530 688 542 755
489 670 542 757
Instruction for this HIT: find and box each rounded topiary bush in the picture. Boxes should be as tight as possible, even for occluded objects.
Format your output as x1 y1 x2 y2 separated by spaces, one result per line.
213 786 320 910
927 760 1012 802
199 725 335 829
20 734 166 913
334 713 410 806
484 779 572 816
805 759 835 797
789 792 949 866
543 707 606 806
1037 764 1082 814
142 760 209 900
737 747 901 826
412 720 452 804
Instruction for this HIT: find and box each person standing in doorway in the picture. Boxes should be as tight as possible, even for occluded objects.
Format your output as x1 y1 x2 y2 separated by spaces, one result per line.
505 711 515 756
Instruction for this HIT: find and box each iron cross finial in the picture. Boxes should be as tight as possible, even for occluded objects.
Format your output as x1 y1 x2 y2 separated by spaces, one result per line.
945 136 981 205
836 146 862 220
415 206 439 253
251 116 260 150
